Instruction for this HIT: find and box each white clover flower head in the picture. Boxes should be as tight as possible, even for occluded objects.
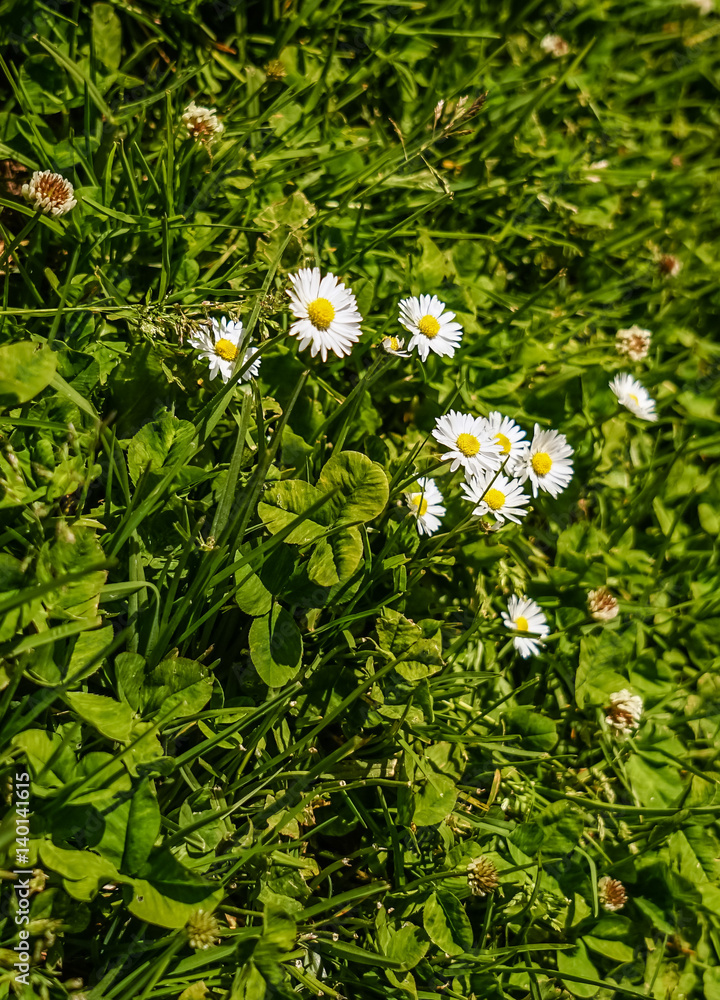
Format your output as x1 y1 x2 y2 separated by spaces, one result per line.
598 876 627 912
609 373 657 421
182 101 224 143
404 477 445 536
467 856 499 897
432 410 503 475
588 587 619 621
605 690 643 737
511 424 574 499
479 411 529 463
658 253 682 278
501 595 549 659
382 335 410 357
22 170 76 216
189 316 260 383
186 909 222 949
540 33 570 57
287 267 363 361
461 470 530 525
616 325 651 361
398 294 463 362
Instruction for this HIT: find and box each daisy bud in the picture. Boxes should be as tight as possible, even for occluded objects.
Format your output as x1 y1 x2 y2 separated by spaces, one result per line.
182 102 224 144
598 876 627 912
186 909 222 950
605 690 643 737
22 170 76 217
616 325 651 361
658 254 682 278
587 587 619 621
467 856 499 897
540 34 570 57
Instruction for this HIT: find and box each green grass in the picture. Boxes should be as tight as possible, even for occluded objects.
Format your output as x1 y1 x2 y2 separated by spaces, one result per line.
0 1 720 998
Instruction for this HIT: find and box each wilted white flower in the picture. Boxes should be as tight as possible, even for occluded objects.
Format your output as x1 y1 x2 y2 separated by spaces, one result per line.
609 373 657 421
616 325 651 361
398 294 463 362
22 170 76 216
502 596 549 659
588 587 619 621
461 470 530 525
189 316 260 383
404 477 445 536
287 268 363 361
598 876 627 912
182 102 224 143
605 689 643 737
467 856 499 896
382 335 410 357
540 34 570 57
432 410 502 475
511 424 574 498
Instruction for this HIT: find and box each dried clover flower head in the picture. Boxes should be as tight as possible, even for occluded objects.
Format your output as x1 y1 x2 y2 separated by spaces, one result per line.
598 876 627 911
605 689 643 737
616 325 651 362
587 587 619 621
658 254 682 278
182 102 224 144
264 59 286 80
467 856 499 897
540 34 570 57
186 909 221 949
22 170 76 216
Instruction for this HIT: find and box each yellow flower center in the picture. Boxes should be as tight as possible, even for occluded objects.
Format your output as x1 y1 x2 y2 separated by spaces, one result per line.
456 433 480 457
412 496 429 517
629 393 638 404
484 488 505 510
215 338 238 361
417 314 440 338
532 452 553 475
307 297 335 330
389 336 400 351
516 616 529 632
495 432 511 455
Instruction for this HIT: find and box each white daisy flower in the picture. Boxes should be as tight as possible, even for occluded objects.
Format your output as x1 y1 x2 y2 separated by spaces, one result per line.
502 596 549 659
404 477 445 536
189 317 260 383
616 325 651 361
609 373 657 422
605 690 643 737
398 294 463 362
22 170 76 216
480 411 529 464
182 102 224 144
432 410 503 475
287 268 363 361
382 335 410 357
461 470 530 525
511 424 574 498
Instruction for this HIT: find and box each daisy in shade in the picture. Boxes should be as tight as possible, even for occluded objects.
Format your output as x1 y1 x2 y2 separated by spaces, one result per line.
382 335 410 357
461 470 530 525
432 410 503 475
189 317 261 383
480 412 529 465
512 424 574 498
502 596 549 659
404 477 445 536
398 294 463 362
609 374 657 422
287 268 362 361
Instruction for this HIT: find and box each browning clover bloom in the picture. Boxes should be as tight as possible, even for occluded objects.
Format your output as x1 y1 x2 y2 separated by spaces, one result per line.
588 587 619 621
598 876 627 912
22 170 76 216
182 102 224 144
658 253 682 278
616 325 651 362
467 856 499 897
605 690 643 737
186 909 222 949
540 34 570 57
